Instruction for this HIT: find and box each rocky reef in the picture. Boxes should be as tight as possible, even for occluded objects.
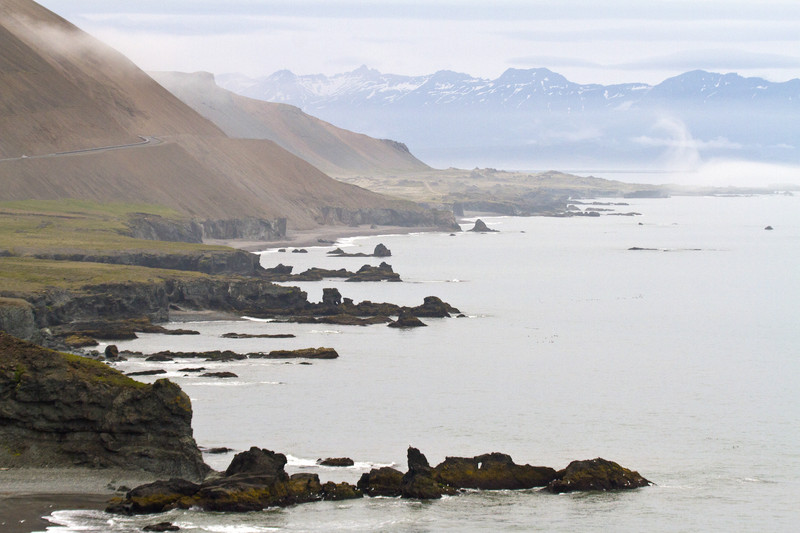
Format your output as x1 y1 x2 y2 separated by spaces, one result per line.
109 446 651 515
0 333 208 479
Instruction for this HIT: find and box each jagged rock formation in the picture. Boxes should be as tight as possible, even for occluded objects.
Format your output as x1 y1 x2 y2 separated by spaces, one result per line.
0 333 208 479
110 446 652 515
107 447 362 514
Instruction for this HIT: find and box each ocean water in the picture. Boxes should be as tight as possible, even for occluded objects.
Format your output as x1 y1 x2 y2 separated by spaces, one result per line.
42 195 800 532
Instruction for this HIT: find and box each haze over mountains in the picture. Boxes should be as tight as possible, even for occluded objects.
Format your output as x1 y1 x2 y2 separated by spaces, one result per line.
219 66 800 172
150 71 429 177
0 0 446 239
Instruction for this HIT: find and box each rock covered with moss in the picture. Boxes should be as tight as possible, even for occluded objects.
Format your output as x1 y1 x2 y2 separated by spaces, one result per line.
108 447 362 514
432 452 557 490
0 333 208 479
543 458 651 493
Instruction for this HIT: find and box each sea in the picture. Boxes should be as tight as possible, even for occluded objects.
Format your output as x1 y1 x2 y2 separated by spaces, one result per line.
41 194 800 532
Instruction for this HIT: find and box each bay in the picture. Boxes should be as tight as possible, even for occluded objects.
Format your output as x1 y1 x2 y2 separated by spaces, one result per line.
44 194 800 532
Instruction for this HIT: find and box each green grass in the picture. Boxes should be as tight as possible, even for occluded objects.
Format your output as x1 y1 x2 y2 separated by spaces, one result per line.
0 199 247 295
0 256 207 294
0 199 231 255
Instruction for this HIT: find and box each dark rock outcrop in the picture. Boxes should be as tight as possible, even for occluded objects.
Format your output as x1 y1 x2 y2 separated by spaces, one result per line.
388 311 427 328
543 458 651 493
327 243 392 258
468 219 498 233
109 447 361 514
201 372 238 379
432 453 556 490
400 447 453 499
318 457 355 467
0 333 208 479
356 466 404 497
250 348 339 360
346 263 401 282
322 288 342 306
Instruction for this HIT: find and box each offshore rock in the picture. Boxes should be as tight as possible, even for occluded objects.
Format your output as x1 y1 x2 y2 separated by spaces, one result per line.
0 333 208 479
109 447 361 514
356 466 404 497
543 458 651 493
432 453 557 490
401 447 452 499
346 263 401 282
388 310 427 328
409 296 460 318
318 457 355 467
468 219 498 233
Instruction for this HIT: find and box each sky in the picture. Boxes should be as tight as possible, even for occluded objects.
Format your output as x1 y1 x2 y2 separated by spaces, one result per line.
36 0 800 85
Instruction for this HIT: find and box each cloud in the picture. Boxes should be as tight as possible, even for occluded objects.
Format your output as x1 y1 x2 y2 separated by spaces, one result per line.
616 50 800 71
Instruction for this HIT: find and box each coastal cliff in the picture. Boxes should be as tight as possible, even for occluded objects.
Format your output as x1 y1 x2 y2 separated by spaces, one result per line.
0 333 208 479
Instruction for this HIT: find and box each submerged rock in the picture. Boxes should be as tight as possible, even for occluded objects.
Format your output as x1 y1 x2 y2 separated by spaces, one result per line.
543 458 651 493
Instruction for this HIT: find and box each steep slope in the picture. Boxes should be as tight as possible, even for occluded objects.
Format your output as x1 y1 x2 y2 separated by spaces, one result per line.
150 71 430 177
0 1 450 237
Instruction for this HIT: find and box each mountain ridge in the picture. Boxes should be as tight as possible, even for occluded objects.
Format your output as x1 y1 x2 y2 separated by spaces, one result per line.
218 66 799 170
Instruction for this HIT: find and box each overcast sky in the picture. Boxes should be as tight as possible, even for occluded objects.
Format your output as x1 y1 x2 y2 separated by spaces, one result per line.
37 0 800 85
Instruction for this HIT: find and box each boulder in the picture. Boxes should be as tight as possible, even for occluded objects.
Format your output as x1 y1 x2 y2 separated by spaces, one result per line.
104 344 120 359
543 458 651 493
373 243 392 257
322 481 363 501
432 453 556 490
356 466 404 497
225 447 288 478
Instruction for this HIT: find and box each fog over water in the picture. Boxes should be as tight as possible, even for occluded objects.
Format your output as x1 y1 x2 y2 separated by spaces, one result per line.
46 195 800 532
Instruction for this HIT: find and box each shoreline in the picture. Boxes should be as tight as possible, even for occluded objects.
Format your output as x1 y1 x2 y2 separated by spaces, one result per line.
204 224 448 252
0 468 160 533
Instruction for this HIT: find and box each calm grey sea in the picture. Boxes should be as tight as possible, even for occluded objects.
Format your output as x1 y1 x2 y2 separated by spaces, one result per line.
44 195 800 532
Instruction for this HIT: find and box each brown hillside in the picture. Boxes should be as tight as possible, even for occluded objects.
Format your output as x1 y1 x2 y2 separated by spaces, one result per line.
151 71 431 177
0 1 450 235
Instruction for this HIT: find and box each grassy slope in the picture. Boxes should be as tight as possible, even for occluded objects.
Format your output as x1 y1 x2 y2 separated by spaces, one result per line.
0 200 229 295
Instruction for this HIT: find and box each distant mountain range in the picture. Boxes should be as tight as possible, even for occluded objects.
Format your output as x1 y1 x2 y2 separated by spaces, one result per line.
218 66 800 170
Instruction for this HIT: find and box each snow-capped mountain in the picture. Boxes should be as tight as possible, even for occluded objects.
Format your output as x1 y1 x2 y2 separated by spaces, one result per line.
217 67 800 170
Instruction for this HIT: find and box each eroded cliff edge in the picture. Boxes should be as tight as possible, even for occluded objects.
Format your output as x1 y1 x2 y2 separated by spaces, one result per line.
0 332 208 480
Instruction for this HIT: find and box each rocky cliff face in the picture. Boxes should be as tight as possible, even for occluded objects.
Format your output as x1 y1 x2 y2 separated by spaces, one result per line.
0 333 208 479
16 278 309 333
